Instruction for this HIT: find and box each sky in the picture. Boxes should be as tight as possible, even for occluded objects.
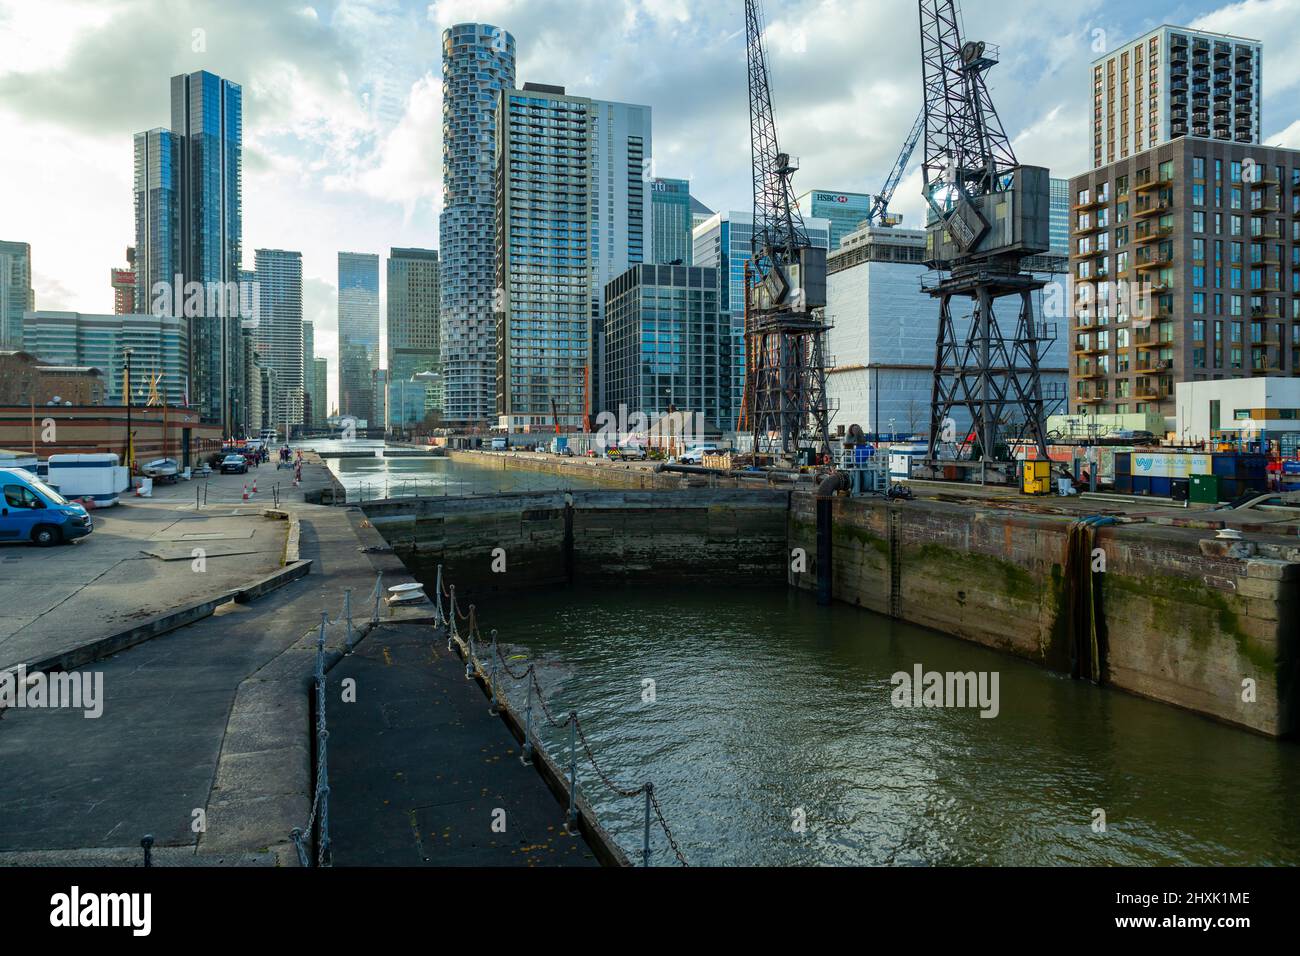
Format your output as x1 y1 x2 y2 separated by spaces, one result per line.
4 0 1300 412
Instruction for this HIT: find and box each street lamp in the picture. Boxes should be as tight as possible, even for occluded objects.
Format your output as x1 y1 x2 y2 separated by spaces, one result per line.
122 347 135 470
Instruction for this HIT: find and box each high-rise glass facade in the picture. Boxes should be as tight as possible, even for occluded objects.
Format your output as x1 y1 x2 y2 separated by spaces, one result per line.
604 264 726 428
496 85 592 430
1049 178 1070 257
170 70 244 432
0 240 34 349
651 178 693 265
692 211 831 427
132 128 179 316
254 249 304 430
387 247 441 414
337 252 380 422
23 311 186 406
795 190 873 251
440 23 516 428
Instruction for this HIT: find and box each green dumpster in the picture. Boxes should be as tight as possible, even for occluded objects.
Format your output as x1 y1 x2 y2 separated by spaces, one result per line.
1190 473 1220 504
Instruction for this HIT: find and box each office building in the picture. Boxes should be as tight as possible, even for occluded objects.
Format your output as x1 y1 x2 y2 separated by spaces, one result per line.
253 249 304 430
796 190 874 250
690 196 715 231
132 127 179 316
651 178 694 265
495 84 650 429
440 22 516 428
1091 26 1261 170
337 252 379 421
0 241 33 349
311 357 329 422
387 247 441 413
604 264 727 429
826 224 1070 436
1050 178 1071 257
692 210 831 427
22 311 187 407
171 70 245 430
1070 139 1300 427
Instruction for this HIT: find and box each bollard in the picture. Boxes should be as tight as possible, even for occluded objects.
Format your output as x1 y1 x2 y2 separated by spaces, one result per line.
196 483 201 511
566 713 579 831
521 678 534 766
343 589 354 650
643 783 654 867
141 834 154 868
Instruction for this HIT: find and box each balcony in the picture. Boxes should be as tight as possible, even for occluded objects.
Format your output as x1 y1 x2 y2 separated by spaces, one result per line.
1076 395 1107 406
1248 201 1280 216
1072 195 1107 212
1136 250 1173 270
1134 224 1173 244
1135 175 1172 193
1135 198 1172 218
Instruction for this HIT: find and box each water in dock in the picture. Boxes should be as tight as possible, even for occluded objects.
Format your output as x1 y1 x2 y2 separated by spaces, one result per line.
484 584 1300 867
301 441 603 501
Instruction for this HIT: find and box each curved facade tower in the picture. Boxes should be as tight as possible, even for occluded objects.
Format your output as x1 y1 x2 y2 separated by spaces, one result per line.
439 23 516 429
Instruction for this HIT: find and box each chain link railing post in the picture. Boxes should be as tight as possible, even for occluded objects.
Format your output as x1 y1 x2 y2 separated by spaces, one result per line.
371 570 384 623
434 564 444 628
141 834 154 868
488 659 498 715
342 588 354 651
520 675 534 766
567 712 579 831
643 784 654 867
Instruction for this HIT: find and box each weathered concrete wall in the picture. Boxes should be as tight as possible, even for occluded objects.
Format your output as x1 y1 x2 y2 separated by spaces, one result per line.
363 489 790 593
446 450 683 490
788 495 1300 737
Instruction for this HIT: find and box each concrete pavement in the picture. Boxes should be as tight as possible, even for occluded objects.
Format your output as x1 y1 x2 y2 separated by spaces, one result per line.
0 456 434 866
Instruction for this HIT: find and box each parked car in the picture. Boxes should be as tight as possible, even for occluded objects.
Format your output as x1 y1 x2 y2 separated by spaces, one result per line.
0 468 93 546
679 443 719 465
220 454 249 475
616 443 648 461
490 437 508 452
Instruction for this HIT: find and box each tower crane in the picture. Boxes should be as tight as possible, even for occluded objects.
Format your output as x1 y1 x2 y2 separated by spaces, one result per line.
743 0 833 464
916 0 1053 485
867 108 925 228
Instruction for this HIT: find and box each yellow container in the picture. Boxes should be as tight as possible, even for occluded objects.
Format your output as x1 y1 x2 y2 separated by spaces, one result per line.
1022 460 1053 496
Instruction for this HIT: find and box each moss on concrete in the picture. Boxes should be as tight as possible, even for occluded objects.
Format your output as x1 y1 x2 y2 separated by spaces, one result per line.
1104 571 1277 674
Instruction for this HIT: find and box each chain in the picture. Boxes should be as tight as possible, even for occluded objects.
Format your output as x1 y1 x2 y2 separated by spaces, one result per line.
573 716 644 798
648 788 690 867
436 565 690 867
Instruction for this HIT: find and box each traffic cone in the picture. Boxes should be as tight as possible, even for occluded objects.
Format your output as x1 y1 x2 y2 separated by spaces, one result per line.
251 478 258 494
242 484 249 501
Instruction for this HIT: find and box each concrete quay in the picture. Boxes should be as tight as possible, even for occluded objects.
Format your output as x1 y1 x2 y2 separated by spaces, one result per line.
0 454 596 866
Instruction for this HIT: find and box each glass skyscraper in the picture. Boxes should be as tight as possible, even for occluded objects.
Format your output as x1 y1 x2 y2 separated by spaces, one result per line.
1049 177 1070 257
337 252 380 423
132 128 179 316
0 240 34 349
795 190 873 251
693 211 831 427
650 178 693 265
604 264 726 429
254 249 304 430
440 23 516 429
172 70 244 431
387 248 441 414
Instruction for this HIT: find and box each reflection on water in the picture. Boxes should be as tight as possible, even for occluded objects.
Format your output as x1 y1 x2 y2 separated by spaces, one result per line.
299 441 602 500
488 584 1300 867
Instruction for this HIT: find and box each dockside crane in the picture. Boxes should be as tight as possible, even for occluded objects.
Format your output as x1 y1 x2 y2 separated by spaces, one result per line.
743 0 834 464
916 0 1053 485
866 108 925 229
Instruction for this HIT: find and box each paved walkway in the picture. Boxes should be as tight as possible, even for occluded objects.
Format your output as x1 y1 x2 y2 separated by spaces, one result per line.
0 474 289 672
327 622 597 867
0 458 432 865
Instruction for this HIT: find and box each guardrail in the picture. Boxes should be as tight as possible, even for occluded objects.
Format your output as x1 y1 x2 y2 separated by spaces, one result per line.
432 567 688 867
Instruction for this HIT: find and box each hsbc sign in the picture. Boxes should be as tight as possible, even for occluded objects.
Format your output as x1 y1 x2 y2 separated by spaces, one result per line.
813 192 870 210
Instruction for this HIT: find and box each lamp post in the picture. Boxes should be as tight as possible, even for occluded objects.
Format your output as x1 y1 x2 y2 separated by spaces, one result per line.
123 347 134 471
